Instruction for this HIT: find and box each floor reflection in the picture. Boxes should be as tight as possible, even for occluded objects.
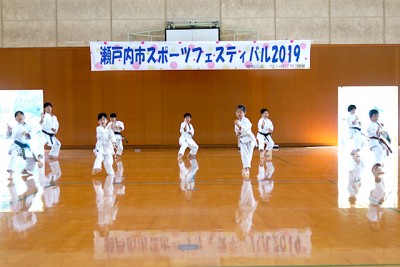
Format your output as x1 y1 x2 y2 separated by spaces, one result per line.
178 157 199 200
338 147 398 209
93 160 125 237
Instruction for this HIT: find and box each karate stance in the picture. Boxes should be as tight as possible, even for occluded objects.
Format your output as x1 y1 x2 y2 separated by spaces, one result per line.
92 113 117 175
7 111 42 180
234 105 256 178
257 108 275 159
178 113 199 160
39 102 61 160
107 113 125 158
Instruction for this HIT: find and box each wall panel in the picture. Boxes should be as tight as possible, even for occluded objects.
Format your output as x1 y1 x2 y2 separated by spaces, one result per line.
0 45 399 147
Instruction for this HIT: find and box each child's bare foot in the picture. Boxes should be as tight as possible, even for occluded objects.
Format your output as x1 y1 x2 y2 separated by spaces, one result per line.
241 168 250 180
92 168 101 175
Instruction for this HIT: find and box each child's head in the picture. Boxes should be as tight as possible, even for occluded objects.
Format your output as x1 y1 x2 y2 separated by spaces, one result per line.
348 104 356 114
97 113 108 126
260 108 269 118
14 111 25 122
236 105 246 119
44 102 53 113
369 109 379 122
110 113 117 123
183 113 192 123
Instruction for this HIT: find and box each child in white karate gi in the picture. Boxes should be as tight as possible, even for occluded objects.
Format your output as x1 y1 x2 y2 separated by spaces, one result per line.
92 113 117 175
178 113 199 160
234 105 256 178
347 105 364 157
257 108 275 159
39 102 61 160
107 113 125 158
6 111 42 180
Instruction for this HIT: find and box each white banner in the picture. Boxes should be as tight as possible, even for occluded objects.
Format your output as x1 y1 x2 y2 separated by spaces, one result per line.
90 40 311 71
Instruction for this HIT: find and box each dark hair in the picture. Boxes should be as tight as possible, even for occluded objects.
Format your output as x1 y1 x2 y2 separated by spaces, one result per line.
369 109 379 118
110 113 117 118
44 102 53 109
14 111 24 117
236 105 246 113
97 113 108 120
260 108 268 114
183 113 192 118
347 105 356 112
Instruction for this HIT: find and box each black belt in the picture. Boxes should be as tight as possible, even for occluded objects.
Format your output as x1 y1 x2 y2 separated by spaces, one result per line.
114 132 128 143
370 136 392 153
349 127 361 131
42 130 55 144
14 140 30 159
258 132 271 138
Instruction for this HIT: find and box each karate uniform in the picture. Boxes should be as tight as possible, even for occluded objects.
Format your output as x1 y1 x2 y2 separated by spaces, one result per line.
347 113 364 151
39 113 61 157
107 120 125 156
7 122 36 174
235 116 256 169
367 122 386 165
93 126 116 175
178 121 199 156
257 117 275 151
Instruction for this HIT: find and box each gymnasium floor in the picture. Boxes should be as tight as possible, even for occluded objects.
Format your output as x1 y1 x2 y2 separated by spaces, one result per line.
0 147 399 267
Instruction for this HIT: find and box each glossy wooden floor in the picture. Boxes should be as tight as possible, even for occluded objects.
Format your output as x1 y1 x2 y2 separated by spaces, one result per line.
0 147 399 267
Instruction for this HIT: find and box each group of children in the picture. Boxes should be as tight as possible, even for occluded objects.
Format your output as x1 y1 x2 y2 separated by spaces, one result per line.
6 103 62 180
177 105 275 179
92 113 126 175
90 105 274 179
5 103 128 179
347 105 392 178
6 101 393 183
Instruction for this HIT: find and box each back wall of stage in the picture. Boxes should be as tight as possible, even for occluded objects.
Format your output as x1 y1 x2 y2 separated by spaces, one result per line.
0 45 399 147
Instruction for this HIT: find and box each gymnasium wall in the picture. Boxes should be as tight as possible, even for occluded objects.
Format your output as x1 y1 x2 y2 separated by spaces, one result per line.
0 0 399 47
0 45 398 147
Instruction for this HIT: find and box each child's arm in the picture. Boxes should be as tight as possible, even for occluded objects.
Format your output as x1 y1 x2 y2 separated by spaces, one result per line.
109 129 118 150
267 120 274 133
258 118 264 131
118 121 124 132
51 116 59 133
189 125 194 137
24 124 32 140
180 122 186 133
234 120 241 131
240 118 252 133
40 112 45 125
6 124 12 138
